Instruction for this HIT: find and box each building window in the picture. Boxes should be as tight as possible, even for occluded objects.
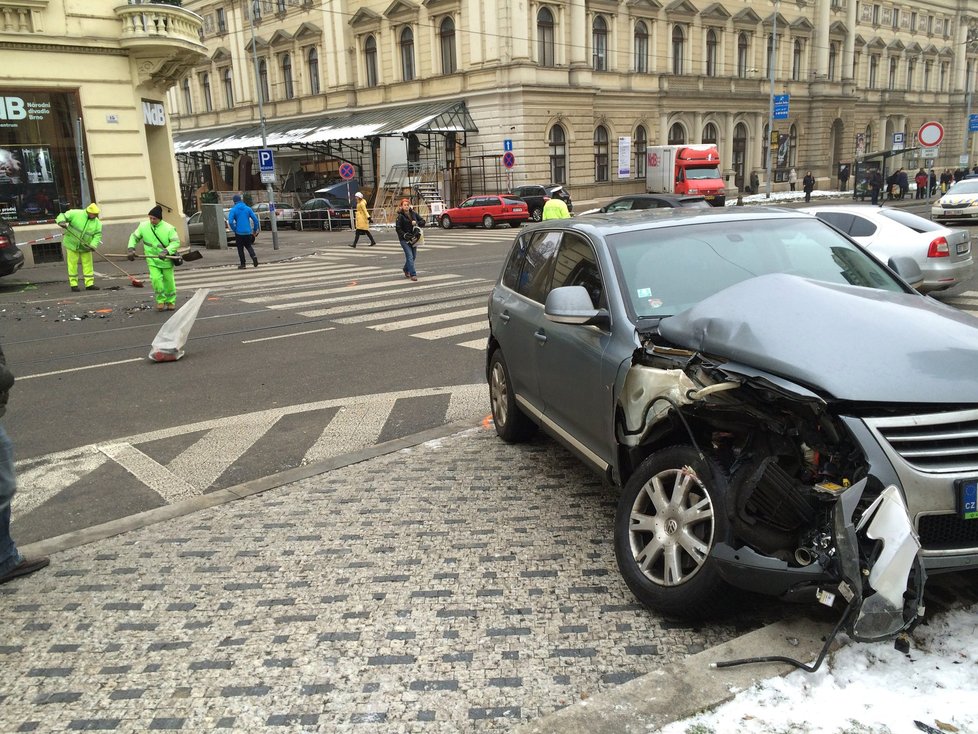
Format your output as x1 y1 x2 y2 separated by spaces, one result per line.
891 8 899 29
888 57 897 89
853 50 860 81
872 4 880 25
440 17 457 74
222 67 234 108
201 72 212 111
400 27 415 81
828 42 837 80
216 7 226 33
672 26 685 74
634 21 649 73
737 33 749 77
940 62 948 91
910 12 917 31
364 34 378 87
864 124 873 154
308 47 320 95
182 77 192 114
281 54 294 99
276 0 285 12
788 124 797 166
549 124 566 184
668 122 686 145
634 124 648 178
538 8 555 67
868 55 878 88
258 58 269 102
766 34 778 78
251 0 261 21
762 122 770 167
706 29 718 76
924 59 932 89
792 39 802 81
594 125 609 182
702 122 718 145
592 16 608 71
906 58 915 90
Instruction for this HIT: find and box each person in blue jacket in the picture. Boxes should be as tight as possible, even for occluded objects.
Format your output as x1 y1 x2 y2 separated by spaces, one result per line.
227 194 260 269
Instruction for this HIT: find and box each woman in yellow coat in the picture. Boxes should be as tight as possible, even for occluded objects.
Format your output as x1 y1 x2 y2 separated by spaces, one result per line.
349 191 376 248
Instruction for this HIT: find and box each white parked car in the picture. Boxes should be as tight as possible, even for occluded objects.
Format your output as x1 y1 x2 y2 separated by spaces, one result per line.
931 178 978 224
254 202 296 230
800 205 974 293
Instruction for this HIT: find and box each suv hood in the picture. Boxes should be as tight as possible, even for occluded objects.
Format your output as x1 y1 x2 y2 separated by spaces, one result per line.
658 273 978 402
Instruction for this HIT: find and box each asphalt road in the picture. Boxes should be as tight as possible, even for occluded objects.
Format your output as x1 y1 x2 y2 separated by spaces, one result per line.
0 225 516 544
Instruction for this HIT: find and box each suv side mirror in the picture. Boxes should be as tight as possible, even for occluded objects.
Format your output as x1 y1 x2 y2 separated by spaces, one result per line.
887 256 924 290
545 286 610 328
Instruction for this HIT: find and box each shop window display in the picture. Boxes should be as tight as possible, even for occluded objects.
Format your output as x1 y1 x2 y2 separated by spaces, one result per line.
0 90 85 224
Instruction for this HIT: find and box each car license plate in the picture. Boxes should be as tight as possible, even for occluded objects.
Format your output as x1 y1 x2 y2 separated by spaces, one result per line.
514 208 524 212
955 478 978 520
704 195 715 200
957 242 969 254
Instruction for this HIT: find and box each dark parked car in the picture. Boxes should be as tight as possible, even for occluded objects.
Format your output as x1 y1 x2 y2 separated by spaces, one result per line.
295 196 353 231
486 207 976 644
439 195 529 229
545 184 573 212
580 193 710 215
0 221 25 277
509 185 550 222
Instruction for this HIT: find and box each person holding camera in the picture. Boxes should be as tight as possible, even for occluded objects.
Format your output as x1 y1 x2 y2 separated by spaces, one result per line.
394 198 425 282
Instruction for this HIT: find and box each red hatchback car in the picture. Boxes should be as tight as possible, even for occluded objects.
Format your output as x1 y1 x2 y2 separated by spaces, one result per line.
439 195 529 229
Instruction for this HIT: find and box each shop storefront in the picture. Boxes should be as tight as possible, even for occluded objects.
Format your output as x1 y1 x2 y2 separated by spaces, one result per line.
0 90 88 226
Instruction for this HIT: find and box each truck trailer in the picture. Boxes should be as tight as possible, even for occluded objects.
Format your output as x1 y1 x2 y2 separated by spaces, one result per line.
646 144 726 206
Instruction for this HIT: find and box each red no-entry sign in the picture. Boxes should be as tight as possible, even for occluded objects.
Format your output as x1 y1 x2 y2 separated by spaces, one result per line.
917 121 944 147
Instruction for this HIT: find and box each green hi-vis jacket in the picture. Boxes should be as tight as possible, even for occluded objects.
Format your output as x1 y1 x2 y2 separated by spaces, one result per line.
55 210 102 252
128 219 180 268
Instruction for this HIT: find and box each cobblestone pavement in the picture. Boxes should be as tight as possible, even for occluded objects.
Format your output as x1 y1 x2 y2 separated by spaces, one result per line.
0 426 785 733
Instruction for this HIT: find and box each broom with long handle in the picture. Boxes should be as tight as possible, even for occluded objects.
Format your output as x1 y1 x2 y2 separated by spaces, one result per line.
63 223 144 288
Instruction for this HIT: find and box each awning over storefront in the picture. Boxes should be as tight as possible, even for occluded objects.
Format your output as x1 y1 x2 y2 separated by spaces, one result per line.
173 99 478 154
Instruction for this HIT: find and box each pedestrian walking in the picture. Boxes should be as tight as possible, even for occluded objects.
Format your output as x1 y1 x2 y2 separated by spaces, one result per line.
350 191 376 247
914 168 928 200
542 192 570 219
226 194 260 269
802 170 816 203
0 339 50 586
56 203 102 291
127 206 181 311
896 169 909 200
788 168 798 192
929 170 937 196
749 170 760 194
870 170 883 205
394 198 425 282
838 164 850 192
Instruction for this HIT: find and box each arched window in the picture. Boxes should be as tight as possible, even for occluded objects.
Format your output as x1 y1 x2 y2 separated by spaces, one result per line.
592 16 608 71
828 42 838 80
281 54 294 99
766 34 778 78
672 26 685 74
668 122 686 145
549 124 567 183
222 67 234 108
906 57 916 90
201 72 212 112
634 21 649 73
940 62 948 91
733 122 747 190
258 58 269 103
888 57 897 89
538 8 555 67
634 124 648 178
308 47 320 95
364 35 378 87
737 33 749 77
788 124 798 167
182 77 192 114
705 29 718 76
792 39 802 81
594 125 609 181
869 55 878 88
440 17 457 74
400 27 415 81
702 122 718 145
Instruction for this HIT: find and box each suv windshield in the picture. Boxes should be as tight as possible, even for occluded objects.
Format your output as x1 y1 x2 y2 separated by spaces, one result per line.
947 180 978 195
608 218 906 319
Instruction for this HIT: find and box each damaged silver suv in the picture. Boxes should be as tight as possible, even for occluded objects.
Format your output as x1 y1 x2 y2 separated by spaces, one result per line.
486 208 978 643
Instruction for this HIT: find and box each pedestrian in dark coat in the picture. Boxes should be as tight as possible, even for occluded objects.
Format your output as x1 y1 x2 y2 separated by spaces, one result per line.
802 171 816 202
870 170 883 205
896 169 909 200
394 198 425 281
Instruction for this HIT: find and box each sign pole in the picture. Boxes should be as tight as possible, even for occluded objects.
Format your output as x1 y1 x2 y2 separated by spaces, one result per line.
765 1 779 199
249 4 278 251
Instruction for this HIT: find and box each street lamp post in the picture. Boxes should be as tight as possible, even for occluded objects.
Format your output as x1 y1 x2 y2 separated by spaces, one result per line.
765 1 779 199
249 2 279 250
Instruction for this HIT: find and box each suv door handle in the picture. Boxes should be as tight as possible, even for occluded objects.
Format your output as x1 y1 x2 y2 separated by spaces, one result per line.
534 330 547 344
499 311 510 323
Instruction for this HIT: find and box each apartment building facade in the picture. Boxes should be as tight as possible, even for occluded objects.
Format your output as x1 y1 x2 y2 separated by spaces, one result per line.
169 0 977 206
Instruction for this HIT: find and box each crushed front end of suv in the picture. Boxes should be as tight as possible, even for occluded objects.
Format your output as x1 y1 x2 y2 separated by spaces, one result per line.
486 209 978 644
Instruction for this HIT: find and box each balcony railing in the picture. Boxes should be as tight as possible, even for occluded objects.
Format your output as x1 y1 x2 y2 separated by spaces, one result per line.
116 3 205 53
0 0 48 33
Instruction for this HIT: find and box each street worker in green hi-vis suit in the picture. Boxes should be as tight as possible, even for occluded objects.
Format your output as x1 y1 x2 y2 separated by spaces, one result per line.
55 203 103 292
127 205 180 311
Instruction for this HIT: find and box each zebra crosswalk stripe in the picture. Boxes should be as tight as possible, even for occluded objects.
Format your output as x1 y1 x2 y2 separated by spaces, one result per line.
456 338 486 350
369 306 486 332
316 287 489 317
248 273 461 307
294 279 485 316
332 295 486 324
411 321 487 340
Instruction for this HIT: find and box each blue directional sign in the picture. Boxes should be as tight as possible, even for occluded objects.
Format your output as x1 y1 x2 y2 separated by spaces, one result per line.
773 94 790 120
970 114 978 133
258 148 275 172
503 139 513 152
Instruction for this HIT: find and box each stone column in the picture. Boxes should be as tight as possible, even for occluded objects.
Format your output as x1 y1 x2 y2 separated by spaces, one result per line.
569 0 587 68
953 17 969 92
467 0 484 64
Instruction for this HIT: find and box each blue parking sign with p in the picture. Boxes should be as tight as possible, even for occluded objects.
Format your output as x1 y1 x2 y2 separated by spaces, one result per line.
258 148 274 172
